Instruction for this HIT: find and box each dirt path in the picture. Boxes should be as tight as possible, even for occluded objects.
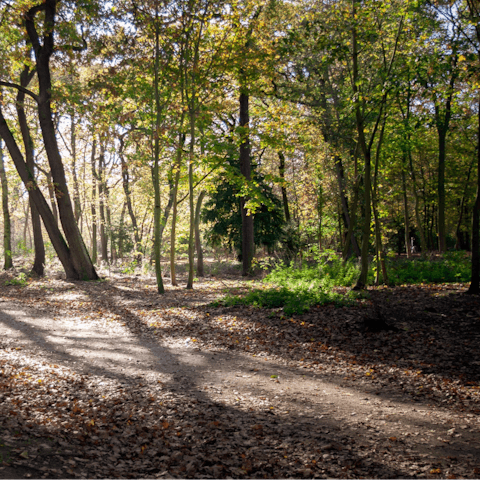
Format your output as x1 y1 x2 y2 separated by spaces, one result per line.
0 275 479 478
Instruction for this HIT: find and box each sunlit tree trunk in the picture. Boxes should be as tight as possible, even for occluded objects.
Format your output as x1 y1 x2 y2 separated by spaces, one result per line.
186 111 196 289
0 108 80 279
90 138 98 264
119 137 141 262
153 7 165 294
170 137 182 286
195 190 206 277
0 140 12 270
98 142 108 263
71 113 81 223
16 66 45 275
118 202 126 259
24 0 97 280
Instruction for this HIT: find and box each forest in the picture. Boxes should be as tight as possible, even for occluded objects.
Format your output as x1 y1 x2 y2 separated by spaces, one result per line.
0 1 480 479
0 0 479 293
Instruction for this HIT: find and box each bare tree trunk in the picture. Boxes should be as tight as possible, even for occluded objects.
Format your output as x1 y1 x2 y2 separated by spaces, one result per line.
0 107 81 279
24 0 97 280
437 128 447 253
119 138 141 262
352 9 372 290
195 190 206 277
186 111 196 289
16 66 45 275
90 139 98 264
402 160 411 258
0 140 13 269
153 8 165 294
170 138 182 286
71 113 82 223
23 202 30 252
118 202 126 259
278 152 291 222
98 142 108 263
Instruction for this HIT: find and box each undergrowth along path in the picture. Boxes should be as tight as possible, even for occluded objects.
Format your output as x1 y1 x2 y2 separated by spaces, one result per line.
0 273 479 478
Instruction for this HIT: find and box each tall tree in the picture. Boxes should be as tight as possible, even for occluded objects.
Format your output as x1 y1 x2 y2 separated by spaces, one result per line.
16 65 45 275
0 0 97 280
0 140 12 270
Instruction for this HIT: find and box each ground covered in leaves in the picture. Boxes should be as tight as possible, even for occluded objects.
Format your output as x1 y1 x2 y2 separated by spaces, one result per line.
0 269 479 479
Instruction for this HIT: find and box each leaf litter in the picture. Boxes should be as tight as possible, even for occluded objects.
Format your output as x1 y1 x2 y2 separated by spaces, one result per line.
0 272 479 478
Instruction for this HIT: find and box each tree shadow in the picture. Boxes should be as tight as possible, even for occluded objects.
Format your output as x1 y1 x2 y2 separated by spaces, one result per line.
0 280 479 478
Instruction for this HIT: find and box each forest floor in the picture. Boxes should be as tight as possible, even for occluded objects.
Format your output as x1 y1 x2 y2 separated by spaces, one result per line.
0 262 479 479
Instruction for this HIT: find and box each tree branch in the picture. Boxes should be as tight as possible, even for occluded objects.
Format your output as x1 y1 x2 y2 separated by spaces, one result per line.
0 81 39 102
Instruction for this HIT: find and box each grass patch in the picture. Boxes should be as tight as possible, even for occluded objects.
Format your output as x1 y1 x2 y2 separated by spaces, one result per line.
383 251 470 284
215 257 362 315
213 252 471 315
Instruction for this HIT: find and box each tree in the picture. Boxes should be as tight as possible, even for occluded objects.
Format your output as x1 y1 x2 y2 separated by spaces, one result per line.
0 0 98 280
203 158 285 257
0 140 12 270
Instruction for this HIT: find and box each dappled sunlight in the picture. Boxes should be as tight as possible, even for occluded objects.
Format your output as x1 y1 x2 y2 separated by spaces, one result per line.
0 276 479 478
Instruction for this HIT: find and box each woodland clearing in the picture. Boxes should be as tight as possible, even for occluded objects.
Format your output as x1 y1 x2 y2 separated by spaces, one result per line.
0 261 479 479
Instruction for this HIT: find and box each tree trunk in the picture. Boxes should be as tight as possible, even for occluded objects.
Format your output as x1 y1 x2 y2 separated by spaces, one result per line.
408 150 426 254
0 107 81 279
278 152 291 222
90 138 98 264
186 111 196 290
118 202 126 259
23 203 29 252
434 59 456 253
25 0 97 280
352 6 372 290
342 175 360 262
437 128 447 252
239 90 254 276
401 161 411 258
372 186 388 284
153 9 165 294
71 113 82 223
0 140 13 270
16 66 45 276
467 95 480 294
317 180 323 252
455 156 474 250
170 138 182 286
195 190 206 277
119 140 141 263
335 155 360 258
98 142 108 263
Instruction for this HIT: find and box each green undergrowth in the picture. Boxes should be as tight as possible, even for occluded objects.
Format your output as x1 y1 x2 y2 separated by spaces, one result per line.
384 251 470 285
214 256 363 315
213 252 471 315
